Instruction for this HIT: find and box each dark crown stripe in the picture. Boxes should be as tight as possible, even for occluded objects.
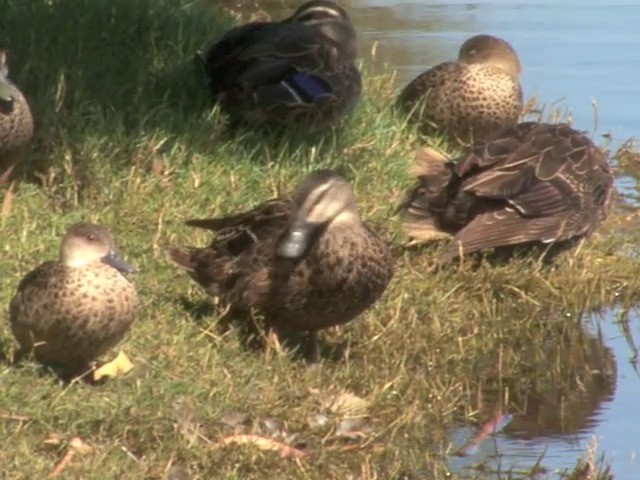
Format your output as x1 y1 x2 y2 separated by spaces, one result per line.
293 6 342 24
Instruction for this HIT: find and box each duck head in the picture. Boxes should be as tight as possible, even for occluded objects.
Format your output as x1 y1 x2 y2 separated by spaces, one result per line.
458 34 521 77
277 170 359 260
289 0 358 62
60 222 137 274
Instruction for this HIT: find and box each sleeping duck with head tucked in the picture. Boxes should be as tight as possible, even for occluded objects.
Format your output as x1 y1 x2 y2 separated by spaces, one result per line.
9 223 139 379
397 34 523 144
168 170 394 362
399 122 614 262
199 0 362 130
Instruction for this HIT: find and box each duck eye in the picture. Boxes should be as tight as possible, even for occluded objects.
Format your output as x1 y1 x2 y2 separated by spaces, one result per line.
87 234 96 242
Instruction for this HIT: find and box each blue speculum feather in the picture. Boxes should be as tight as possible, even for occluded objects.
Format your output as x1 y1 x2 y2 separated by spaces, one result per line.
289 72 329 101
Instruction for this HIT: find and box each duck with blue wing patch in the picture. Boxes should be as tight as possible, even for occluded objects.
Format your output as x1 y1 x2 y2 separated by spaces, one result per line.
200 0 362 130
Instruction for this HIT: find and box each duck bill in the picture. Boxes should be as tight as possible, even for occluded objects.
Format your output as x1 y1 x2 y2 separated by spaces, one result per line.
101 251 137 274
277 218 323 260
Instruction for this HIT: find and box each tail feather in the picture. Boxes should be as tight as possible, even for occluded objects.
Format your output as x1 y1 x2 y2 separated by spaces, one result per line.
166 246 199 271
166 246 221 296
184 216 247 231
400 196 452 242
410 147 451 179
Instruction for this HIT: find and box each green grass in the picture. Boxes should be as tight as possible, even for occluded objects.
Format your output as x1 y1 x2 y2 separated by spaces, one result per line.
0 0 636 478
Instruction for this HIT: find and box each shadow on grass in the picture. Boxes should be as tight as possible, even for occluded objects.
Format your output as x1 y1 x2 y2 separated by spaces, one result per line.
177 294 348 362
0 0 221 179
0 0 372 190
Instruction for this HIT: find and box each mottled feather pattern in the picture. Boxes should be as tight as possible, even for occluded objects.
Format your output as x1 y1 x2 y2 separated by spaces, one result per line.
10 262 139 370
401 122 614 260
398 35 523 144
169 175 394 334
0 76 33 172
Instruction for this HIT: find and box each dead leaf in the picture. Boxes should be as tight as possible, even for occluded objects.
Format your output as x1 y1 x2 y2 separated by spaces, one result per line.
92 351 134 381
320 391 370 417
334 418 369 439
48 437 93 478
44 433 65 446
151 156 166 177
211 434 307 459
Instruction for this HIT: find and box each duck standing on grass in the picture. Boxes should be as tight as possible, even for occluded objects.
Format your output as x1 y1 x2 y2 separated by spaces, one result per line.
399 122 614 262
0 48 33 184
199 0 362 130
168 170 394 362
397 34 523 144
9 223 139 380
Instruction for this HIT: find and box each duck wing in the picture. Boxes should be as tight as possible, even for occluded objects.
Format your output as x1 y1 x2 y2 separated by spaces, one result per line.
445 122 613 257
167 200 295 301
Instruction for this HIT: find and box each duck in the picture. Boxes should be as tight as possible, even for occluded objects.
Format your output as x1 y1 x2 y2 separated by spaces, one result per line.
168 170 394 361
199 0 362 130
9 222 139 378
399 122 614 261
0 48 33 184
397 34 523 144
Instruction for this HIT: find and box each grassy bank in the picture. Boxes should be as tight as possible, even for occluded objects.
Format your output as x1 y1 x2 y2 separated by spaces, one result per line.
0 1 637 478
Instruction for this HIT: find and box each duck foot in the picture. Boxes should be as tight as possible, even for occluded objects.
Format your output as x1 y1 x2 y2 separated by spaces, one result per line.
92 351 134 382
305 331 320 364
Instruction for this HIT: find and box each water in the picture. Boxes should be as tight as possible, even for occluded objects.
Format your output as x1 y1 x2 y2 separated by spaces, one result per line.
230 1 640 477
448 308 640 479
240 0 640 143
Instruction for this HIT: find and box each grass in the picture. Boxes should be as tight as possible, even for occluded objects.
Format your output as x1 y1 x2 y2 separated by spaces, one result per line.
0 0 637 478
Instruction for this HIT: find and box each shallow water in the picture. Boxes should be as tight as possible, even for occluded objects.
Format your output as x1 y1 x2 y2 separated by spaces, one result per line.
448 308 640 479
230 1 640 477
235 0 640 143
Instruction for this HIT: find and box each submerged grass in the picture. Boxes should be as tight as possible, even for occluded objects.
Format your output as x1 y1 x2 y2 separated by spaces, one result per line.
0 1 638 478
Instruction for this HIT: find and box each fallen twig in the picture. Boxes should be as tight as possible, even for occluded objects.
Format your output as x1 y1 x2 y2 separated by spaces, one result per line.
211 434 307 459
48 437 93 478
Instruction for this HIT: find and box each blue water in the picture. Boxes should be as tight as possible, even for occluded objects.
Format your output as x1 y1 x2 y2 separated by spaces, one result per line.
447 308 640 479
353 0 640 142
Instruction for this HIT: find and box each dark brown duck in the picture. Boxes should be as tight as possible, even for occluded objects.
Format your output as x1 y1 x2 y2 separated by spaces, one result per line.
400 122 614 261
200 0 361 130
168 170 394 360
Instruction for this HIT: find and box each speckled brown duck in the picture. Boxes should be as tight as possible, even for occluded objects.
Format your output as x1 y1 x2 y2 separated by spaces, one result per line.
0 49 33 184
399 122 614 261
168 170 394 361
9 223 139 377
397 34 523 144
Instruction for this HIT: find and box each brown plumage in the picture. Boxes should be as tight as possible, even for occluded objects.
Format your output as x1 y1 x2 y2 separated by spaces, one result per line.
9 223 139 376
168 170 394 359
397 34 523 144
0 49 33 183
400 122 614 261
